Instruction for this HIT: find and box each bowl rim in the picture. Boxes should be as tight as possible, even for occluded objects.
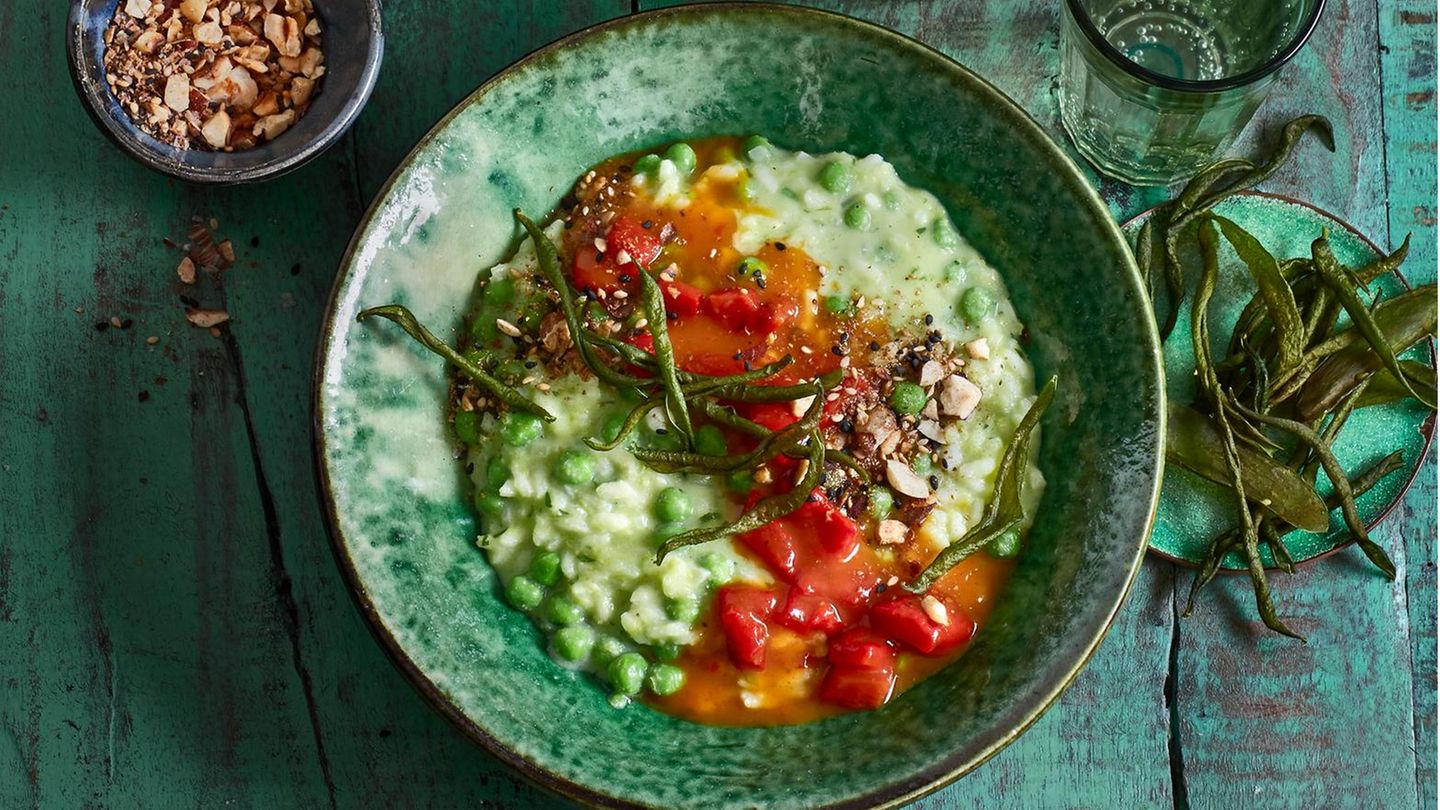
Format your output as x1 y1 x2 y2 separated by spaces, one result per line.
311 4 1164 807
64 0 385 184
1125 189 1436 572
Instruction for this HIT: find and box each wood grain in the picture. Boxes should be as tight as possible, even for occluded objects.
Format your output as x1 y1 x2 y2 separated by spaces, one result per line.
0 0 1431 807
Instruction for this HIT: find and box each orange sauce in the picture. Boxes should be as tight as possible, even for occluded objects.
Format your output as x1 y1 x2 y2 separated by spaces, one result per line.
583 138 1014 725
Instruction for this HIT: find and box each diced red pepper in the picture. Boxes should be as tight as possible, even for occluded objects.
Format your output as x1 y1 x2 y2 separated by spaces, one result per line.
869 594 976 655
737 402 799 432
705 287 763 332
716 586 778 670
819 663 897 709
791 498 860 559
571 244 627 294
749 297 798 334
605 216 663 268
776 589 846 636
827 628 896 669
738 522 798 581
659 278 703 317
627 333 654 354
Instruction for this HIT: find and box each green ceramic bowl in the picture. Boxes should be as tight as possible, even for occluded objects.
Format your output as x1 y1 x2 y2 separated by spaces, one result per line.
314 5 1163 807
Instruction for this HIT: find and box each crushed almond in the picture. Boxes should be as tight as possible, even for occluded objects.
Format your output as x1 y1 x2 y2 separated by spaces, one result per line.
921 595 950 626
185 307 230 328
964 338 991 360
877 519 909 545
103 0 325 151
938 375 982 420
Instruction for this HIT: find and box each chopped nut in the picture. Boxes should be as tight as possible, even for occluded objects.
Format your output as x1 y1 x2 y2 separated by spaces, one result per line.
194 21 224 45
965 338 990 360
255 109 295 141
877 519 909 545
163 74 191 112
176 255 197 284
917 419 945 443
200 109 231 148
289 75 314 106
938 375 982 420
753 466 773 485
919 359 945 388
921 595 950 626
885 460 930 499
216 240 235 266
124 0 151 19
792 394 816 418
185 307 230 328
178 0 207 23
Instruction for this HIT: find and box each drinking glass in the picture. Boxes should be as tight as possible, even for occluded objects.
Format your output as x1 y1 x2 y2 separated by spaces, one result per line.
1059 0 1326 186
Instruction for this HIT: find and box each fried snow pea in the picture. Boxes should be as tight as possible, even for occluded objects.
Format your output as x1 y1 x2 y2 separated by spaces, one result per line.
905 376 1056 594
356 304 554 422
637 265 694 447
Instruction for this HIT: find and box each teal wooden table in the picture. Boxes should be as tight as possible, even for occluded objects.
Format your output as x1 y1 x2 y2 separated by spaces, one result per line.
2 1 1434 807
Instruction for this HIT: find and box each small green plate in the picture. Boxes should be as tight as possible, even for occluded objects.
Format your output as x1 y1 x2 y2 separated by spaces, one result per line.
1123 191 1434 570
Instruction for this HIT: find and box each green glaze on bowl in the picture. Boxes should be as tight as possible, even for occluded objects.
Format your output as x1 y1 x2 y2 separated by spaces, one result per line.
314 5 1163 807
1124 191 1434 571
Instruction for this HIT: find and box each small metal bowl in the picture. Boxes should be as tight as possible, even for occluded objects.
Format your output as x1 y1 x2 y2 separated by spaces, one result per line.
67 0 383 184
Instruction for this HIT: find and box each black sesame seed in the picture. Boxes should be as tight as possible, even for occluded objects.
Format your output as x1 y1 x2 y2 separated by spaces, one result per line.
618 273 633 284
908 355 923 369
839 418 854 433
941 458 951 469
743 360 753 371
732 351 743 360
838 331 849 342
869 341 881 351
929 475 939 489
667 311 679 321
774 242 787 251
831 345 845 356
465 462 475 475
656 428 668 435
755 276 767 289
924 314 934 325
524 360 538 369
876 582 888 594
641 220 654 229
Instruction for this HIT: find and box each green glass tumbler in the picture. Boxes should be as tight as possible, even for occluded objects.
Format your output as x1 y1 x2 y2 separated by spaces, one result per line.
1059 0 1326 186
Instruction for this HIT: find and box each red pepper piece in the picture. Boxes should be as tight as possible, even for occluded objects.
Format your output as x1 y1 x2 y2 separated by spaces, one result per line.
704 287 763 332
827 628 896 669
659 278 703 317
571 244 625 294
870 594 977 655
776 589 847 636
736 402 799 432
716 586 778 670
737 522 798 581
749 296 798 335
605 216 663 267
819 663 897 709
791 498 860 558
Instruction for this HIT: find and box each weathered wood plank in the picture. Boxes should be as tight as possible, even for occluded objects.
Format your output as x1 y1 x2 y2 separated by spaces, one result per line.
1377 3 1438 807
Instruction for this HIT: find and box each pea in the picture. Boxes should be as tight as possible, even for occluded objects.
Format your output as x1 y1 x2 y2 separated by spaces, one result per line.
653 521 687 544
823 294 855 317
737 256 769 278
654 487 692 523
960 286 997 324
528 551 562 586
553 626 594 662
593 637 628 668
943 260 966 284
654 642 682 663
726 470 754 495
988 528 1023 559
882 190 901 210
647 664 686 696
545 594 585 626
484 457 510 492
453 410 481 445
505 575 544 612
598 412 629 445
694 424 728 457
483 276 516 308
890 381 927 415
608 652 649 696
474 492 506 531
499 411 543 447
742 134 770 155
700 552 736 585
868 486 894 520
818 160 852 194
912 453 934 476
665 142 697 174
634 153 661 175
665 597 702 623
554 450 595 485
844 202 872 230
932 217 960 248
